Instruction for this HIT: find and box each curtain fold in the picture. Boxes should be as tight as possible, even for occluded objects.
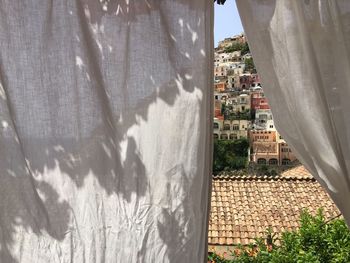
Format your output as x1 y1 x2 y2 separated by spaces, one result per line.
237 0 350 224
0 1 213 262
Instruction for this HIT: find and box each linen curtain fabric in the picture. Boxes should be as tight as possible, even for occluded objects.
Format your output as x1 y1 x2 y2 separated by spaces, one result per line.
0 0 213 262
236 0 350 224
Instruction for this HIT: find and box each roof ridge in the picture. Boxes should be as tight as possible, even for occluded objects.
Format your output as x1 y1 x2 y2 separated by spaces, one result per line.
212 174 315 181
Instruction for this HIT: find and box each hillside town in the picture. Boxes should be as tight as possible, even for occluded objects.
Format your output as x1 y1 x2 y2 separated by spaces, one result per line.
209 34 343 261
213 34 297 169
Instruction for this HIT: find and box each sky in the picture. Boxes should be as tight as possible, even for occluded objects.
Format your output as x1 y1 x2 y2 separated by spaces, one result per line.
214 1 243 47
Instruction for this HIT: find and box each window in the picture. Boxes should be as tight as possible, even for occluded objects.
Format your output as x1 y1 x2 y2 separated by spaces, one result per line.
233 124 239 130
223 124 230 130
257 158 267 165
269 158 278 165
230 134 238 140
282 158 291 165
221 134 228 140
213 122 219 129
270 125 274 128
213 134 219 140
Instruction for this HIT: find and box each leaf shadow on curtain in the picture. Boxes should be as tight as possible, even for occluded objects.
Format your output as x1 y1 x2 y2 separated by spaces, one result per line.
0 0 210 261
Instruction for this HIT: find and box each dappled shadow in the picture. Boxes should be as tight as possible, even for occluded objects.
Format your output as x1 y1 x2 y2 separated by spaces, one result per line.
156 165 195 262
81 0 209 25
0 0 211 261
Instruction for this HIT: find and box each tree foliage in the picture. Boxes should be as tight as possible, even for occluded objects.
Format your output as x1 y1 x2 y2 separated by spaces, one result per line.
214 0 226 5
224 42 250 55
213 138 249 173
227 110 251 121
209 210 350 263
244 57 256 73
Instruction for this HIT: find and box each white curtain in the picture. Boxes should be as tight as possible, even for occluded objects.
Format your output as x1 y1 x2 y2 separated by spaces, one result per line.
0 1 213 262
237 0 350 224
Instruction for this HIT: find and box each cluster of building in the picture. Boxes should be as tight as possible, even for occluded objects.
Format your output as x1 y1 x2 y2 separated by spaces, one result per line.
209 35 339 256
213 34 297 166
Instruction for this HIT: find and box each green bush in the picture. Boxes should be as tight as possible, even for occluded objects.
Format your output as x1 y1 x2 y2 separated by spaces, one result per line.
209 210 350 263
213 138 249 174
227 110 251 121
244 57 256 73
224 42 250 55
256 165 278 176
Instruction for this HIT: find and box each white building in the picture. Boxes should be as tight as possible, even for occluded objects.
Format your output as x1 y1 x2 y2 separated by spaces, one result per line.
252 109 274 130
213 118 249 140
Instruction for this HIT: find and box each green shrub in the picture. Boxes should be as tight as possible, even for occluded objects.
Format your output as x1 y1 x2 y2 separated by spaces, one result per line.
224 42 250 55
244 57 256 73
228 110 251 121
213 138 249 173
208 210 350 263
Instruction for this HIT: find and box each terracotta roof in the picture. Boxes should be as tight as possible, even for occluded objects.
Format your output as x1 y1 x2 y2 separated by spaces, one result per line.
208 166 340 246
280 165 314 179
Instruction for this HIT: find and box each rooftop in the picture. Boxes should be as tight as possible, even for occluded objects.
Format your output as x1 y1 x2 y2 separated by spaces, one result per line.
208 165 340 246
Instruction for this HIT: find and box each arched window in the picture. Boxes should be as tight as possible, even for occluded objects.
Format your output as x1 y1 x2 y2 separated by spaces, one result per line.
233 124 239 131
221 134 228 140
213 122 219 129
282 158 291 165
269 158 278 165
223 124 230 130
213 134 219 140
230 134 238 140
257 158 267 165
